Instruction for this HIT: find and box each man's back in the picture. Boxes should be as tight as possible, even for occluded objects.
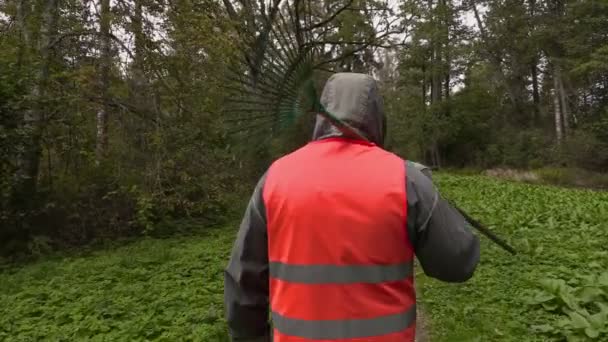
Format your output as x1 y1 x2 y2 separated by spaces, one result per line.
224 72 480 342
265 138 408 253
263 137 417 340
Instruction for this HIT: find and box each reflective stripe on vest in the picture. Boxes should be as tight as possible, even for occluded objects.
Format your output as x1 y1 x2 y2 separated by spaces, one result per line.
264 138 416 341
272 305 416 340
269 262 413 284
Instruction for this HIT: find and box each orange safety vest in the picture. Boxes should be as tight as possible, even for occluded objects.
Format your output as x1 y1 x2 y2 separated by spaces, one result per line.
263 138 416 342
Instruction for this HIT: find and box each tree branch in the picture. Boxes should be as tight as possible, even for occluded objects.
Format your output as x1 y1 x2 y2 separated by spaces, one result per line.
303 0 355 32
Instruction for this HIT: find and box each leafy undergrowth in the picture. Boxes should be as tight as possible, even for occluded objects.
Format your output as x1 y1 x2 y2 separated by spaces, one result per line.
0 228 235 341
417 174 608 342
1 174 607 341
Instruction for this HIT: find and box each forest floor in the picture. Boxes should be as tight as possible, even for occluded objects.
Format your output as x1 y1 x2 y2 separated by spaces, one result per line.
1 174 607 341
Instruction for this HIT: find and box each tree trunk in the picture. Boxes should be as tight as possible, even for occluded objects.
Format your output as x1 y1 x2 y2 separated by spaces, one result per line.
442 0 450 103
443 12 450 115
422 62 427 105
431 48 442 104
431 141 441 168
129 0 147 111
15 0 31 67
13 0 58 208
556 67 570 135
531 61 540 124
472 0 520 111
96 0 112 162
552 72 563 145
528 0 540 125
429 0 442 105
133 0 145 77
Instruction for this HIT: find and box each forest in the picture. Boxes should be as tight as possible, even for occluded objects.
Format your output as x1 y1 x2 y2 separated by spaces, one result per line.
1 0 607 341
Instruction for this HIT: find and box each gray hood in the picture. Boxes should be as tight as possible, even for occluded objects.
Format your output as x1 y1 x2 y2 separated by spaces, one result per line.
311 72 386 146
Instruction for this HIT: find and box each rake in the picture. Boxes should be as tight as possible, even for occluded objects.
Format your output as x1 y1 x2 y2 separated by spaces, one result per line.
222 1 516 255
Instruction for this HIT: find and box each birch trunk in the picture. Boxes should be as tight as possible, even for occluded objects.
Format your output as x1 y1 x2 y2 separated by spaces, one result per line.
15 0 30 66
552 74 563 145
96 0 112 162
129 0 147 112
14 0 58 203
531 62 540 123
556 67 570 135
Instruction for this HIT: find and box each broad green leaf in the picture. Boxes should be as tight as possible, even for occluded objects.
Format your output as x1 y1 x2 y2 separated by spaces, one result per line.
578 287 604 303
597 302 608 316
599 272 608 286
566 333 587 342
584 327 600 339
532 324 555 333
542 302 560 311
560 292 581 311
588 312 607 329
557 317 572 328
540 278 567 295
568 312 591 329
526 291 555 305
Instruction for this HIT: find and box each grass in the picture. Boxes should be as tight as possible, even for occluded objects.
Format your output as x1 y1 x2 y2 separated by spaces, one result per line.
1 174 607 341
417 173 608 341
0 228 236 341
483 167 608 190
534 167 608 190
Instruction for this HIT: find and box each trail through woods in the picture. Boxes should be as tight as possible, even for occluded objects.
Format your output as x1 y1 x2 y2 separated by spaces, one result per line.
415 301 431 342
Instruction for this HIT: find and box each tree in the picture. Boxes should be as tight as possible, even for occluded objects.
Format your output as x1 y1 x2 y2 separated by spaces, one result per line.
96 0 112 162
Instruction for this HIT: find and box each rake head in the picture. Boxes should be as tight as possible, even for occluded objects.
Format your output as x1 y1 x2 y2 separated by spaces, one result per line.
222 2 365 146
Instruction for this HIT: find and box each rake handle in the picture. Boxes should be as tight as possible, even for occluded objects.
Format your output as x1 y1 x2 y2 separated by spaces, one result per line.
307 84 516 255
452 204 517 255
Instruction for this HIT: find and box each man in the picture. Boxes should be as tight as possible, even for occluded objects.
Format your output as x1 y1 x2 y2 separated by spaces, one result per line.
224 72 480 342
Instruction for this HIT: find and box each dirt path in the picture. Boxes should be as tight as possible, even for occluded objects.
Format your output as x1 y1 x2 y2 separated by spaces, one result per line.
414 263 431 342
415 305 431 342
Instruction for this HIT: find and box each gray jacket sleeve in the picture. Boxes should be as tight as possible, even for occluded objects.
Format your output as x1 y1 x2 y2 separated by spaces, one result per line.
406 161 480 282
224 173 271 342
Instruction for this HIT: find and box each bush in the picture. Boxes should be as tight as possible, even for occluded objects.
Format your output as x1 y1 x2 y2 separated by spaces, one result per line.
535 168 608 189
557 131 608 172
0 149 239 258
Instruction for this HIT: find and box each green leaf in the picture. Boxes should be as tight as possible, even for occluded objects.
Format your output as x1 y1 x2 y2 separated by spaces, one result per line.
578 287 604 303
588 312 606 330
568 312 591 329
540 278 567 295
526 291 555 305
557 317 572 328
584 327 600 339
597 302 608 316
566 333 588 342
560 292 581 311
531 324 555 333
598 272 608 286
542 302 559 311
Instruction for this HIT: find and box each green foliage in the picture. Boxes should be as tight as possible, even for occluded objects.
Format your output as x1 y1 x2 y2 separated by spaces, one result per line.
0 226 234 341
0 0 606 261
417 173 608 341
525 274 608 341
534 168 608 190
2 175 607 341
0 0 241 254
383 0 608 172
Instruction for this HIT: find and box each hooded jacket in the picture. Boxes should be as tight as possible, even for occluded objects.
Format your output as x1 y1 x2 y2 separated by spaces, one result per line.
224 73 480 342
